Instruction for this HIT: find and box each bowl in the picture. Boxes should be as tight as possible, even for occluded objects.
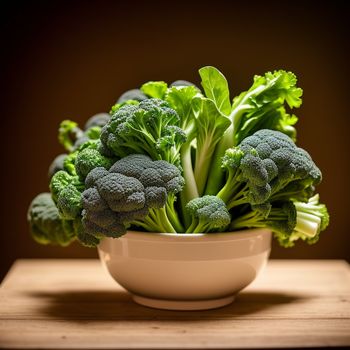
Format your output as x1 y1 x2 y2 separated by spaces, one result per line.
98 228 272 310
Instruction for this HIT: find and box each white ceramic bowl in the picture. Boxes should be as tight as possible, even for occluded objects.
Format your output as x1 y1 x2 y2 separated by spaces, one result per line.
98 228 272 310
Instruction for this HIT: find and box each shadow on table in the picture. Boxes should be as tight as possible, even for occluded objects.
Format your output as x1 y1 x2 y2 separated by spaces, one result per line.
28 289 307 322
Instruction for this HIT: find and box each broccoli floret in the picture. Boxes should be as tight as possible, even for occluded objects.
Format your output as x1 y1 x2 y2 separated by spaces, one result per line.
50 138 115 221
230 195 329 248
61 139 115 180
206 69 302 196
100 99 186 166
81 154 185 246
27 193 76 246
48 154 67 179
56 184 83 220
50 170 84 219
75 147 114 180
217 129 322 210
117 89 148 103
230 200 296 245
185 196 231 233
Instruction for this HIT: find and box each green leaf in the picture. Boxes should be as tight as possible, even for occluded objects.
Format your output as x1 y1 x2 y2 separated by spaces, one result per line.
192 96 231 195
230 70 303 144
165 85 199 134
199 66 231 115
141 81 168 99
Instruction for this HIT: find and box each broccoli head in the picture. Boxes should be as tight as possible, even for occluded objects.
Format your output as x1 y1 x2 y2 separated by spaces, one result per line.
80 154 185 246
230 194 329 248
185 196 231 233
50 170 84 220
27 193 76 246
75 147 115 180
217 129 322 209
100 98 186 166
61 139 115 179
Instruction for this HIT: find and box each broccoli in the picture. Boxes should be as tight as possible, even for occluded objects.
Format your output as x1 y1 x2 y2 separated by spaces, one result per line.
48 154 67 179
61 139 115 178
217 129 321 210
50 170 84 220
100 99 186 167
111 155 185 233
230 195 329 247
27 193 76 246
50 137 115 220
185 196 231 233
75 147 115 180
80 154 185 246
56 184 83 220
205 68 303 195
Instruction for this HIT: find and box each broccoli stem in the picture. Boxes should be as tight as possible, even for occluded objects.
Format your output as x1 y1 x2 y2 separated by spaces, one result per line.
166 194 185 233
141 207 177 233
229 210 265 231
216 170 249 210
179 142 199 227
186 218 198 233
204 129 233 195
128 127 160 159
194 131 215 196
294 212 320 238
185 220 211 233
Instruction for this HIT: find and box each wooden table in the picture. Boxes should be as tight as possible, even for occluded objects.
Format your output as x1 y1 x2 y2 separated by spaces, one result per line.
0 259 349 349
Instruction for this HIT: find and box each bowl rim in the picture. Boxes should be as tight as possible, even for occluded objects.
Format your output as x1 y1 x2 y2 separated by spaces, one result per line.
110 227 271 243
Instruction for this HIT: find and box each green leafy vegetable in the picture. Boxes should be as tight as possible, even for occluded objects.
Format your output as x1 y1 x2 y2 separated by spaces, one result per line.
199 66 231 115
192 96 231 195
28 66 329 250
141 81 168 99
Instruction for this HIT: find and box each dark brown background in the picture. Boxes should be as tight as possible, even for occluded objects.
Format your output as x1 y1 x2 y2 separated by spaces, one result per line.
1 1 349 280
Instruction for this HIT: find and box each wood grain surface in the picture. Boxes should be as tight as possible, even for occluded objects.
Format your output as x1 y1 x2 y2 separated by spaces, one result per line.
1 259 349 349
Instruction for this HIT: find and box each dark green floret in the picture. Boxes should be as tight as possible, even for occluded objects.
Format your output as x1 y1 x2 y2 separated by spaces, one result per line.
80 154 185 246
27 193 76 246
185 196 231 233
100 99 186 167
217 129 321 209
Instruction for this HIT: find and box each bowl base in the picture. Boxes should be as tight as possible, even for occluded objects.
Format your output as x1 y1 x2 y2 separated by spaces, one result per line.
132 294 235 311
